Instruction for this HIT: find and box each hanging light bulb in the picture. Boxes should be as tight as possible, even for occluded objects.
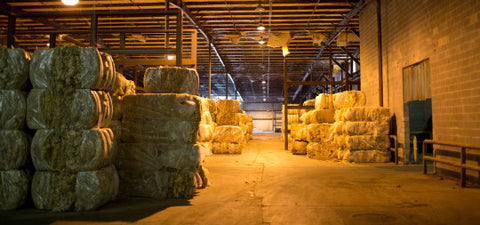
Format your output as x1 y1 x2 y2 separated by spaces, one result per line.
257 25 265 31
282 45 290 57
62 0 79 6
258 40 265 45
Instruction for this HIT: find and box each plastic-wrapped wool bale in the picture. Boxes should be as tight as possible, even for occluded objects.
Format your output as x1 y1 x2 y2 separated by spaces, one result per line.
116 93 209 200
144 66 199 95
332 90 366 110
288 123 308 155
306 123 335 160
196 97 215 155
281 104 302 143
0 47 31 211
236 113 253 142
28 46 118 212
212 125 244 154
206 98 217 124
332 107 391 163
216 99 241 126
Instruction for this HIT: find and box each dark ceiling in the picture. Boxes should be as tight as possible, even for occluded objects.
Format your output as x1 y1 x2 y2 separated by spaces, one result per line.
0 0 365 103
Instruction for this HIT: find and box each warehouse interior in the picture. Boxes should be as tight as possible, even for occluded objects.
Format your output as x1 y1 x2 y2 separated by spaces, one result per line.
1 0 480 224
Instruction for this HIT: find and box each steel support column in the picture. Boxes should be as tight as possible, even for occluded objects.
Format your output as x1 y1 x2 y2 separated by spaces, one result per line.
7 15 15 48
175 10 183 67
90 15 98 47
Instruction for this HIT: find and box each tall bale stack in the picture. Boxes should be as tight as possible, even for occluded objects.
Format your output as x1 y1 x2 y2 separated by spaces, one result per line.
281 104 302 143
0 47 31 210
212 99 246 154
196 97 216 154
236 113 253 142
115 66 208 200
333 107 391 163
287 99 316 155
28 46 118 211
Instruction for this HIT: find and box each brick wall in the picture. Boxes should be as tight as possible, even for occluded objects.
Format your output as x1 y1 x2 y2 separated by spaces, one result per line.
360 0 480 181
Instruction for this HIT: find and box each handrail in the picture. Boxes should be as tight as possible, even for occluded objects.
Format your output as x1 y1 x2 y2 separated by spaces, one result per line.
422 139 480 187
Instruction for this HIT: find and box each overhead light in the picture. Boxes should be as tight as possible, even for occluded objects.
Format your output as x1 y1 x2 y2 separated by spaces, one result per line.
261 80 266 84
62 0 79 6
257 25 265 31
46 43 50 47
167 55 175 60
263 98 267 102
255 4 265 12
282 45 290 57
258 40 265 44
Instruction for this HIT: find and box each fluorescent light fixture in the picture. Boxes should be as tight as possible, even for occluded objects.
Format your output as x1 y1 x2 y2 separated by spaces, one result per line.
257 25 265 31
258 40 265 44
263 98 267 102
255 4 265 12
167 55 175 60
261 80 266 84
62 0 79 6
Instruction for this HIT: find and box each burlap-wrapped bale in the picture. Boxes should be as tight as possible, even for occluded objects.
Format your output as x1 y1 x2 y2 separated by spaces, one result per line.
290 140 308 155
118 169 197 200
342 150 391 163
212 142 243 154
334 107 390 122
333 121 389 136
213 125 244 143
110 72 136 97
0 47 30 90
315 94 333 110
143 66 199 95
332 91 366 110
27 89 113 129
216 99 241 125
29 46 118 91
307 123 332 142
0 90 26 129
31 128 114 172
31 165 118 212
335 135 390 151
0 130 29 170
116 143 203 171
307 142 335 160
0 169 29 210
301 109 335 124
111 95 123 120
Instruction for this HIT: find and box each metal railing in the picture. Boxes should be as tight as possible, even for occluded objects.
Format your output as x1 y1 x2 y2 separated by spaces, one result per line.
389 135 398 165
422 139 480 187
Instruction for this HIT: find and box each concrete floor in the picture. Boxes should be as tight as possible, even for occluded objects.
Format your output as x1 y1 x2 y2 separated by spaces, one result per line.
3 133 480 225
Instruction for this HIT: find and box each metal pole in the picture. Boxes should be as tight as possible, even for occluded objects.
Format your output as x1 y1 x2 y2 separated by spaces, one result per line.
49 33 56 48
225 71 229 99
423 141 427 174
377 0 384 106
461 147 466 187
329 45 334 94
208 42 212 98
90 15 98 47
7 15 16 48
283 57 289 150
176 10 183 66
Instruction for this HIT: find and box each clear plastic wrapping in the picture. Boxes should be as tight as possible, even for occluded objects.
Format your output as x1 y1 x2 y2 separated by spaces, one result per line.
290 140 308 155
196 123 214 142
301 108 335 124
332 91 366 110
110 72 136 96
334 107 390 122
31 128 114 172
306 123 332 142
143 66 199 95
26 89 113 129
0 130 29 170
212 142 243 154
121 117 199 144
306 142 336 160
335 135 390 151
215 99 241 125
0 90 27 129
213 125 244 143
0 47 30 90
0 169 30 210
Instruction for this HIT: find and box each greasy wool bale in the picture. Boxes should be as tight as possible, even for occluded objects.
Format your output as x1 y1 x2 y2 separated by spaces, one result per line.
290 140 307 155
198 97 214 125
334 107 390 122
118 169 197 200
32 165 118 212
216 99 240 125
0 47 30 90
336 135 390 151
0 90 26 129
31 128 114 172
0 130 29 170
206 98 217 122
0 170 29 210
111 95 123 120
110 72 136 97
213 125 244 143
315 94 333 110
307 123 332 142
290 123 308 141
197 123 214 142
307 142 335 160
339 121 389 136
197 141 213 155
116 143 203 171
212 142 243 154
303 99 315 106
122 93 201 121
29 46 116 90
144 66 199 95
332 91 366 110
99 52 116 92
342 150 391 163
108 120 122 162
301 109 335 124
122 118 199 144
27 89 112 129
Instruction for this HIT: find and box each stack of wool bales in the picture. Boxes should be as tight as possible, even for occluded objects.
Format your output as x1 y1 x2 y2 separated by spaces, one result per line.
196 97 216 154
281 104 302 143
237 112 253 142
287 99 314 155
28 46 118 211
212 99 245 154
0 47 31 210
302 94 336 158
333 107 391 163
116 66 209 200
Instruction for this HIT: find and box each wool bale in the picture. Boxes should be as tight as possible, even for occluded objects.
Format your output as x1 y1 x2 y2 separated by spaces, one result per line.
116 143 203 171
118 169 197 200
307 123 332 142
290 140 307 155
303 99 315 106
290 123 308 141
111 95 123 120
0 47 30 90
307 142 335 160
144 66 199 95
0 130 29 170
216 99 240 125
99 52 116 92
0 170 29 210
212 142 243 154
315 94 333 110
337 135 390 151
31 128 114 172
206 98 217 122
122 118 199 144
108 120 121 162
198 97 214 125
197 141 212 155
110 72 136 96
332 91 366 109
27 89 112 129
339 121 389 136
0 90 26 129
32 165 118 212
301 109 335 124
335 107 390 122
122 93 201 121
342 150 391 163
197 123 214 142
213 125 244 143
29 46 118 90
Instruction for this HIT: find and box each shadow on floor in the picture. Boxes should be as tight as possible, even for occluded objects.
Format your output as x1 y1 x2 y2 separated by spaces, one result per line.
1 195 193 225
